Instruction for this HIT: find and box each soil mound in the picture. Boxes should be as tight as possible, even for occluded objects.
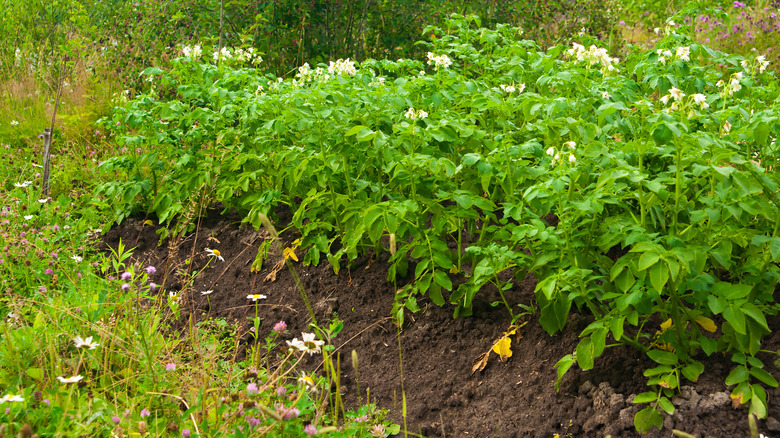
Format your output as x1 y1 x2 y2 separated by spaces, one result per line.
101 213 780 437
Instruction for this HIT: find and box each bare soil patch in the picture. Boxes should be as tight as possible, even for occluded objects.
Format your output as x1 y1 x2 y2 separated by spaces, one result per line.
101 211 780 437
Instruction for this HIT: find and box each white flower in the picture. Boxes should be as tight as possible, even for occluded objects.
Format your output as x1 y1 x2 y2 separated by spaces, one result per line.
287 332 325 356
73 336 99 350
419 70 425 76
565 141 576 150
658 56 666 65
735 72 744 80
518 83 526 93
660 95 670 105
602 91 611 99
546 147 555 156
10 120 18 126
500 84 516 93
669 87 684 101
57 375 84 384
247 294 267 301
38 198 48 204
724 120 732 133
182 44 202 59
13 181 32 188
676 46 690 62
0 393 24 403
205 248 224 261
692 93 708 109
569 154 576 163
327 58 357 76
23 215 33 221
740 60 749 68
716 80 725 87
426 52 452 70
653 27 661 34
404 107 427 120
70 255 83 262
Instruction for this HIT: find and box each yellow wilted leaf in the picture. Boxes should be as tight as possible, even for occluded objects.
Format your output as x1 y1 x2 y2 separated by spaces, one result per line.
694 315 717 333
283 247 298 262
660 318 673 331
449 266 459 274
491 337 513 362
731 392 746 408
143 219 154 226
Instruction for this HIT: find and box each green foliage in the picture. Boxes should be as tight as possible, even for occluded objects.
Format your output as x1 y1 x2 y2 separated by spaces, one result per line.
99 12 780 433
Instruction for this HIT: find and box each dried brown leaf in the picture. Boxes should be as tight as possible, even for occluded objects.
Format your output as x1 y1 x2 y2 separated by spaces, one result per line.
471 351 490 375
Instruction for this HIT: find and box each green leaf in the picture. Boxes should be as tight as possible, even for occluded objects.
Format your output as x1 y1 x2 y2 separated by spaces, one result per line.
725 365 748 385
633 392 658 404
749 367 779 387
433 269 453 291
741 303 769 332
649 262 669 293
576 337 595 370
658 396 675 414
647 349 679 365
345 125 369 137
610 316 624 342
724 304 746 335
554 354 574 392
750 384 768 419
428 282 445 307
681 361 705 382
638 251 660 271
26 368 44 381
634 406 663 433
754 122 770 147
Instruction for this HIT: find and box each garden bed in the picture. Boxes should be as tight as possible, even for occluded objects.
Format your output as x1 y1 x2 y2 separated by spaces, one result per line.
102 213 780 437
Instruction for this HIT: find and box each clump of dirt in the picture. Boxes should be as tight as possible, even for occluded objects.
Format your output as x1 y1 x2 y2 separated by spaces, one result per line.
101 212 780 437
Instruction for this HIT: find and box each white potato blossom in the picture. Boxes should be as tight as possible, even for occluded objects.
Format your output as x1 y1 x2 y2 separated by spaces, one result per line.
692 93 708 109
676 46 690 62
182 44 202 59
294 63 331 85
426 52 453 70
328 58 357 76
211 46 262 65
404 107 428 120
669 87 685 101
757 55 770 73
566 43 619 73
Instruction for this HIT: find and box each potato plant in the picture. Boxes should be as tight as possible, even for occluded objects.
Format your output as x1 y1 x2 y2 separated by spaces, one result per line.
97 11 780 433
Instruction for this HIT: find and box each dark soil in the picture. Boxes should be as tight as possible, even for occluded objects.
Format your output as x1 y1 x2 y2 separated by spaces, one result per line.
101 212 780 438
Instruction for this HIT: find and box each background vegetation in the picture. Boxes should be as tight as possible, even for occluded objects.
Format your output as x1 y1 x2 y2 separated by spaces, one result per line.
1 0 780 436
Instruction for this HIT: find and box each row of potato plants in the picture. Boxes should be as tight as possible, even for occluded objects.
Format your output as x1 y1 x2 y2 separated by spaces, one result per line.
97 11 780 433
